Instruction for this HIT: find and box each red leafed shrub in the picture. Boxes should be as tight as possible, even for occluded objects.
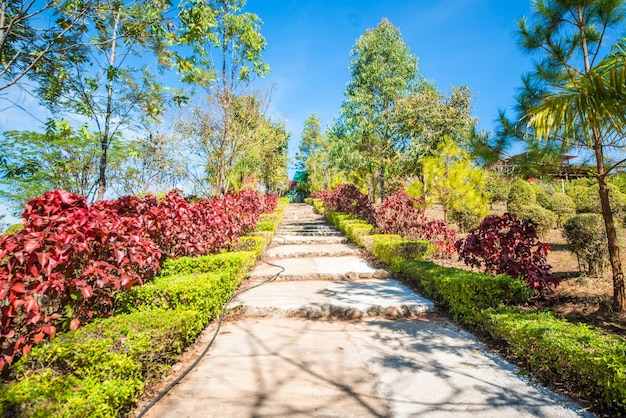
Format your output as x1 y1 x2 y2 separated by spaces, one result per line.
260 193 278 214
375 190 426 238
311 189 330 201
230 190 261 234
376 191 456 257
455 213 556 290
0 190 162 370
324 184 376 224
148 190 208 258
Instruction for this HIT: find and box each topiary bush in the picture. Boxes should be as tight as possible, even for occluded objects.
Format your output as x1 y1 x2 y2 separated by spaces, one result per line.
543 192 576 227
449 208 484 233
456 213 557 290
563 213 609 277
507 179 537 213
511 203 557 236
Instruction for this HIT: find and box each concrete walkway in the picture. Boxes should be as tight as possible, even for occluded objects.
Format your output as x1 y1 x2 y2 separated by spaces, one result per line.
138 204 593 418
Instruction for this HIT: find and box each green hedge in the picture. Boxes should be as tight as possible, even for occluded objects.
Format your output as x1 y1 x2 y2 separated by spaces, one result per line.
116 272 237 319
159 251 256 279
398 260 532 327
311 198 325 214
255 220 276 232
486 309 626 410
372 234 432 272
1 307 207 417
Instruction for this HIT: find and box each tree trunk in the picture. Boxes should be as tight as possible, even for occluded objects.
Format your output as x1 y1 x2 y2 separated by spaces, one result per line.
96 10 121 202
379 165 385 203
593 135 626 311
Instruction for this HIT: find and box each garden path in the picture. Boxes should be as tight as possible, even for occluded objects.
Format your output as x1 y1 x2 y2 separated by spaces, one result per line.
137 204 592 418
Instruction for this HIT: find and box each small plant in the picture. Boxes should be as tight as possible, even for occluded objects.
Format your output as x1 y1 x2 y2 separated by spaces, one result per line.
456 213 556 290
563 213 609 277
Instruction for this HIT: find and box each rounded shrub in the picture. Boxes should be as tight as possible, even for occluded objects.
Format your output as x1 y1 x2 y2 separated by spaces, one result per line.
544 192 576 226
563 213 608 277
486 174 511 207
450 208 484 233
507 179 537 213
569 185 600 213
513 204 557 236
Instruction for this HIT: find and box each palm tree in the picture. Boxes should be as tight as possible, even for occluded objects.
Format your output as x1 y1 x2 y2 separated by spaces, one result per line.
527 40 626 311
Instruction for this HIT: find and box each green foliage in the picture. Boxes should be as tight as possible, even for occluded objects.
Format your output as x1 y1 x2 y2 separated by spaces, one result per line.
568 185 600 213
159 251 256 281
0 121 122 210
398 260 532 327
3 224 24 235
329 18 420 202
116 272 237 321
231 235 266 259
485 173 511 206
507 179 537 212
512 204 557 236
311 198 325 214
421 137 489 226
255 221 276 232
372 234 433 271
2 307 206 417
449 209 484 233
563 213 609 276
542 192 576 226
486 309 626 412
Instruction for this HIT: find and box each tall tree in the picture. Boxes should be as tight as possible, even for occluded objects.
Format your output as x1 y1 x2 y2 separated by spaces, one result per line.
174 0 269 196
514 0 626 310
296 113 329 192
528 38 626 310
332 18 419 202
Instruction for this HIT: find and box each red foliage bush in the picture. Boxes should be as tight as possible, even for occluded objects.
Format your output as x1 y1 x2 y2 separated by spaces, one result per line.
324 184 376 224
0 191 162 370
376 191 456 257
260 193 278 214
0 188 266 370
455 213 556 290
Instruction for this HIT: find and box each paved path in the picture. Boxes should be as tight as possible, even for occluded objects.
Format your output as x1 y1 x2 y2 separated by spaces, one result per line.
138 204 592 418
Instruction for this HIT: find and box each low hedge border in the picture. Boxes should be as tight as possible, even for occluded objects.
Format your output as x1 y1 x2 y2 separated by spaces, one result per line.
311 199 626 414
0 202 288 417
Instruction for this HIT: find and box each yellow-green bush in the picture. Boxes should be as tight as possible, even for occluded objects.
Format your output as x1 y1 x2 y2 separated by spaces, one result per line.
372 234 432 272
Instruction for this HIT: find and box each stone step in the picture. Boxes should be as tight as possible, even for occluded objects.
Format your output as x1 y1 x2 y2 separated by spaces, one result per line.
247 256 386 281
275 230 343 237
272 235 349 245
228 279 434 320
266 243 360 258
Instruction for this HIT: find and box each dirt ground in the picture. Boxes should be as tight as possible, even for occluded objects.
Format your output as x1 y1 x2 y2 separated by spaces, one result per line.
425 204 626 339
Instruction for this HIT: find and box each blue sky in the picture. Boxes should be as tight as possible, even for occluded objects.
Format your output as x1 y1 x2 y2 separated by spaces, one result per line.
248 1 536 175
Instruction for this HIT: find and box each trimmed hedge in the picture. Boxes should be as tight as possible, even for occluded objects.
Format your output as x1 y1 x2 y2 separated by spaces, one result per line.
1 307 207 417
255 220 276 232
397 260 532 327
158 251 257 279
486 309 626 410
372 235 432 271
